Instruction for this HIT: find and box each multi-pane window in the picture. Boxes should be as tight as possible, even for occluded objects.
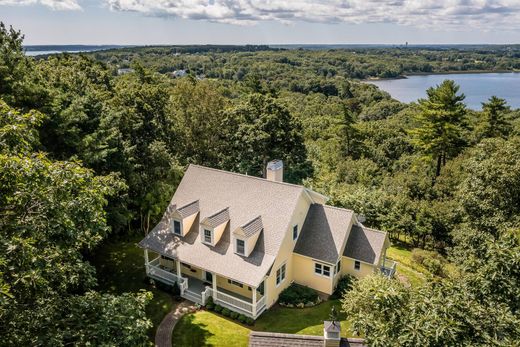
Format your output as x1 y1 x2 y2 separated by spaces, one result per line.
315 263 331 277
204 229 212 243
276 263 286 286
227 279 243 288
323 265 331 277
293 225 298 240
173 220 181 235
354 260 361 271
236 239 245 255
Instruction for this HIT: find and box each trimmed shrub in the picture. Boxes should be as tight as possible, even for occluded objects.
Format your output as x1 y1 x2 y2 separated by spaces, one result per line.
245 317 255 326
221 308 231 317
229 311 239 320
237 314 247 323
214 304 223 313
279 284 319 306
331 275 356 299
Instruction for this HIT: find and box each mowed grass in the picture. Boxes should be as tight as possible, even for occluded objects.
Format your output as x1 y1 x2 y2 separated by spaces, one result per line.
90 235 175 339
386 241 430 287
172 300 354 347
172 311 250 347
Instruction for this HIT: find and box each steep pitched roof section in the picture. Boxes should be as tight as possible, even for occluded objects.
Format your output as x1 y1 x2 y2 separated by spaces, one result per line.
343 225 387 265
202 207 230 227
248 332 366 347
176 200 199 218
294 204 354 264
139 164 306 287
240 216 263 238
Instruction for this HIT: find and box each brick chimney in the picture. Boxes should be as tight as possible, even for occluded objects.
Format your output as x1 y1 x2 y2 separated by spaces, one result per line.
266 159 283 182
323 320 341 347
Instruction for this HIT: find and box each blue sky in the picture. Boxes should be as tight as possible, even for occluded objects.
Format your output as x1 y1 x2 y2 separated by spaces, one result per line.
1 0 520 45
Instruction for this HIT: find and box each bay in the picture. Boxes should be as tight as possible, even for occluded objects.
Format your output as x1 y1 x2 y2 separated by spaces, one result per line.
367 72 520 110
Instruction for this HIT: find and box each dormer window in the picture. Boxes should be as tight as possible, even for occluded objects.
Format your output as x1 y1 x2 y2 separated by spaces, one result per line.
173 220 182 235
236 239 245 255
232 216 263 257
169 200 199 237
200 207 230 246
203 229 213 244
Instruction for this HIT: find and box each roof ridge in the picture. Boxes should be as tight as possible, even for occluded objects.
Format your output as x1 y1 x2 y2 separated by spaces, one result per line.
188 164 306 190
205 206 229 219
242 215 262 228
322 204 354 213
361 225 387 235
178 199 199 210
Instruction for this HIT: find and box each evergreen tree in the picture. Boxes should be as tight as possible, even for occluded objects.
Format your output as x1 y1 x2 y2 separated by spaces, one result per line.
409 80 466 180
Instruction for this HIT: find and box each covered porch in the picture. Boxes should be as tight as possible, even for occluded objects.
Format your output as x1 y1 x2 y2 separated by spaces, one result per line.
144 250 267 319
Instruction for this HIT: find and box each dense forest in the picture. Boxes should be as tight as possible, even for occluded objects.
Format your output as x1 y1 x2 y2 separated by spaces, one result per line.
1 22 520 346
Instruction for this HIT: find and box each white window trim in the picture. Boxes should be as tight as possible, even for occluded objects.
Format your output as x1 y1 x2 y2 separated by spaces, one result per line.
314 262 332 278
354 260 361 271
275 262 287 287
172 219 183 236
235 237 246 256
202 227 214 245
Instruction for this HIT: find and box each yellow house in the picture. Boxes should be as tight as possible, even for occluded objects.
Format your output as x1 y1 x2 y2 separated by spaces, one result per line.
139 160 395 319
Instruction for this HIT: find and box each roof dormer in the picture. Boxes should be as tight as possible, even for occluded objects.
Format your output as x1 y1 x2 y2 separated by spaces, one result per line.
200 207 230 246
170 200 199 237
233 216 263 257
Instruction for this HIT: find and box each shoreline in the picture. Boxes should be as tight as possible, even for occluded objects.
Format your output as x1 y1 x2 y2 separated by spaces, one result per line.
364 69 520 81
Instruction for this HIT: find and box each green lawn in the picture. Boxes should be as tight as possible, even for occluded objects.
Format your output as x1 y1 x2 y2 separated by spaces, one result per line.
90 235 175 339
386 241 430 287
172 300 353 347
172 311 250 347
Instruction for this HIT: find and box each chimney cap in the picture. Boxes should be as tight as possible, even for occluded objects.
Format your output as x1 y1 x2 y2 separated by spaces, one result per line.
324 321 341 333
267 159 283 171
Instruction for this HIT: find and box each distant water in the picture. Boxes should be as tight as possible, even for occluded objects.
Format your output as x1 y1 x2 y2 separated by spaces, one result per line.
24 45 126 56
367 73 520 110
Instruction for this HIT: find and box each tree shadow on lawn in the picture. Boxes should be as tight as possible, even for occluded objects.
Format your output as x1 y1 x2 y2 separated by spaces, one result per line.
173 314 214 347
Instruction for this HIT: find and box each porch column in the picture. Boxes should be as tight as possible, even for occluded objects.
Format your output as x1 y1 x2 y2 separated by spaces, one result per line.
212 272 217 296
176 260 181 278
252 286 257 318
176 260 183 294
144 249 149 264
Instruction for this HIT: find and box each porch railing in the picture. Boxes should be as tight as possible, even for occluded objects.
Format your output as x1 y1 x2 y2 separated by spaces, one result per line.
201 286 213 305
145 257 187 290
381 259 397 277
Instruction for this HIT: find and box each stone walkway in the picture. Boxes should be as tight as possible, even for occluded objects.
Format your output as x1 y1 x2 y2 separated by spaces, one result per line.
155 300 196 347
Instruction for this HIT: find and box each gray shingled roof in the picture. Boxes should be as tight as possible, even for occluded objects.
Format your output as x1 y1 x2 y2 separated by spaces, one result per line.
176 200 199 218
239 216 263 238
248 332 366 347
343 225 387 265
139 164 307 287
202 207 230 227
294 204 354 264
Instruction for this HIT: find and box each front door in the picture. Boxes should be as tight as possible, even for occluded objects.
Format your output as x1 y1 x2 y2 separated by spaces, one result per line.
204 271 213 284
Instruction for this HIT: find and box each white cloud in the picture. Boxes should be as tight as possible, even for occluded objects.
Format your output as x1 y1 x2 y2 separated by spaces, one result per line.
103 0 520 29
0 0 81 10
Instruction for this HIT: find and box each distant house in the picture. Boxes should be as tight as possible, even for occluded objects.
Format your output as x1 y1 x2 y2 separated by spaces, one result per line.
117 68 134 75
171 69 187 78
139 160 395 319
